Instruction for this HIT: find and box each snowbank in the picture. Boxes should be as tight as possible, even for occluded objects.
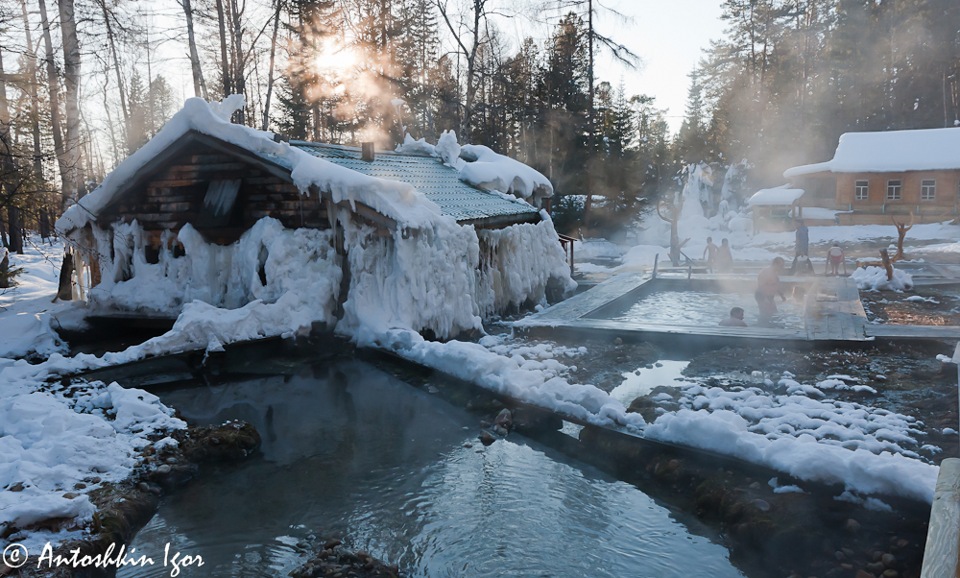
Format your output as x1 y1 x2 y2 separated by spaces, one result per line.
643 378 938 503
0 364 184 533
379 329 644 431
851 266 914 292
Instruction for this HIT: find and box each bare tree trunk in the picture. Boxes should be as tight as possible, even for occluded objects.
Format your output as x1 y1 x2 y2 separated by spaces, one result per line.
97 0 130 149
437 0 486 139
227 0 245 123
20 0 43 179
6 207 23 254
179 0 208 99
0 46 23 256
261 0 282 131
582 0 594 229
58 0 85 208
56 251 74 301
37 0 68 206
215 0 232 97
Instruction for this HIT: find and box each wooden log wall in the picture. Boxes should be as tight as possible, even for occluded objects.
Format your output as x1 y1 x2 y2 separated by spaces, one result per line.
97 143 330 247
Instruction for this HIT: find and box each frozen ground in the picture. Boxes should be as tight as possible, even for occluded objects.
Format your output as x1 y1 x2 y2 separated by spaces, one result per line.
2 221 959 554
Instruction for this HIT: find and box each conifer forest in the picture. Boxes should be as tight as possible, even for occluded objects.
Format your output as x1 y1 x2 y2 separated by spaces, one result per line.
1 0 959 245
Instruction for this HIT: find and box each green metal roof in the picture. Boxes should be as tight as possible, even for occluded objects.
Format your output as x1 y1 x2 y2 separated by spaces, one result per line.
291 141 541 225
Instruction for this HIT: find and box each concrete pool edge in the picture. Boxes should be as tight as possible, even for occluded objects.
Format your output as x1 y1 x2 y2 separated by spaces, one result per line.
516 272 960 346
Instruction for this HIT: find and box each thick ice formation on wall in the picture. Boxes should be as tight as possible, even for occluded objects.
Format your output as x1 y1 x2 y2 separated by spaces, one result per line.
81 211 571 344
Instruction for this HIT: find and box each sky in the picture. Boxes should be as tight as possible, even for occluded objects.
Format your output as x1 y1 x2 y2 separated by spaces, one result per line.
153 0 727 136
591 0 727 133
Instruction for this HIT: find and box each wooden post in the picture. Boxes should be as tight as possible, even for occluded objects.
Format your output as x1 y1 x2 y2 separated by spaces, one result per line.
920 458 960 578
880 249 893 281
55 252 74 301
0 247 9 288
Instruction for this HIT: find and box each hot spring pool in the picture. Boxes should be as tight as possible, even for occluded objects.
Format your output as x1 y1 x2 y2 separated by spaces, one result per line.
597 287 805 329
119 359 746 578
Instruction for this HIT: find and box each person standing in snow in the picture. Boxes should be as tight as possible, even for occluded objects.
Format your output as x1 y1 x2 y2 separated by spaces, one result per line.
703 237 719 272
755 257 786 318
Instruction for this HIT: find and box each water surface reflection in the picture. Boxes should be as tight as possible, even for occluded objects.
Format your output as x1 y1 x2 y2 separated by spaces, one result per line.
122 360 745 577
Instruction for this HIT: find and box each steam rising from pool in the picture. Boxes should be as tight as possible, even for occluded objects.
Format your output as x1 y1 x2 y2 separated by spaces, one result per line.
120 360 745 578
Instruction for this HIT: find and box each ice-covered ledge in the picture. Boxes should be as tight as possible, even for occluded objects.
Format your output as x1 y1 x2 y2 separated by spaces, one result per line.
921 458 960 578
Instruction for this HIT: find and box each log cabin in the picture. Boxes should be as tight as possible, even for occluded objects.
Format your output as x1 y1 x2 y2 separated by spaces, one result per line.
784 127 960 225
55 97 573 339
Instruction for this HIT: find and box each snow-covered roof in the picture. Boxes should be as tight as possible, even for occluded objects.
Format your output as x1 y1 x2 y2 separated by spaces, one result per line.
56 97 541 234
784 127 960 178
396 132 554 202
292 142 540 224
746 186 805 206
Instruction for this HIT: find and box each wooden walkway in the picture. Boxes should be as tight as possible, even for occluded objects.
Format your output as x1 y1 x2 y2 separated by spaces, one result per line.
515 272 960 345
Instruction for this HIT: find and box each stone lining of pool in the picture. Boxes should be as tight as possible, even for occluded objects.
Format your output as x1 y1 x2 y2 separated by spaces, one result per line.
514 272 960 347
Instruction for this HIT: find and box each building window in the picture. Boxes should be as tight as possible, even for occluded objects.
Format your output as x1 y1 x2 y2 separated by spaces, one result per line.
886 180 902 201
921 179 936 201
855 180 869 201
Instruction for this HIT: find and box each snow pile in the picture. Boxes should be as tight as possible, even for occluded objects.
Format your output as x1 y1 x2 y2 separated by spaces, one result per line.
459 144 554 201
436 130 461 167
0 372 184 531
644 378 938 503
747 186 804 207
0 240 72 359
851 266 914 291
398 130 552 205
378 329 645 431
395 133 438 156
618 244 667 271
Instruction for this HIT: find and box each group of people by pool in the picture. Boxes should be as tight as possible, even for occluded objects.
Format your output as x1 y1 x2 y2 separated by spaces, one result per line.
715 221 847 327
702 237 734 273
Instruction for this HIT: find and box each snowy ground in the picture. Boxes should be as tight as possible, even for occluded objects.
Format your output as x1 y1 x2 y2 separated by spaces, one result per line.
2 221 959 555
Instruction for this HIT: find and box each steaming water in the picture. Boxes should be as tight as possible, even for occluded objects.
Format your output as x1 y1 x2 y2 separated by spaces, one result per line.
607 289 805 329
120 360 745 578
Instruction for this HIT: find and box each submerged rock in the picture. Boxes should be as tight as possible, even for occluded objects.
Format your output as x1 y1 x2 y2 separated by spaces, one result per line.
291 537 401 578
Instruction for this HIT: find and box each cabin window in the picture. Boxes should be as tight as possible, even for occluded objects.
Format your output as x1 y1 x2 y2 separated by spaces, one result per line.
854 180 869 201
921 179 936 201
886 180 902 201
199 179 242 227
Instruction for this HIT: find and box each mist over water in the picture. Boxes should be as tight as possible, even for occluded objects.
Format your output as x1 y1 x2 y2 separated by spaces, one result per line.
121 359 745 578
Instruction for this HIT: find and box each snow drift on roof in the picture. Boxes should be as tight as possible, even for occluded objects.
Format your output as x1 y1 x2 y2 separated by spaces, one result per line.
56 96 443 234
459 144 553 200
784 127 960 178
747 186 805 206
398 131 553 202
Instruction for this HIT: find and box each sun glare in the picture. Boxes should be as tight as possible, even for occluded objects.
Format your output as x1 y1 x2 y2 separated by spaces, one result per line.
313 38 359 78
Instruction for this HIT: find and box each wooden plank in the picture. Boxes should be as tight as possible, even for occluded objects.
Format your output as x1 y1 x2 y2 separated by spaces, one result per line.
515 273 650 324
866 325 960 340
920 458 960 578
